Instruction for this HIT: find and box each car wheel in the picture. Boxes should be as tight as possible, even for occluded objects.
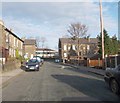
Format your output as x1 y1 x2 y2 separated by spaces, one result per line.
110 79 119 94
36 68 39 71
25 69 28 72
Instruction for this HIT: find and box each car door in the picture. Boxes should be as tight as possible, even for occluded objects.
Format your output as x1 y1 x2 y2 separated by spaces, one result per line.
116 65 120 85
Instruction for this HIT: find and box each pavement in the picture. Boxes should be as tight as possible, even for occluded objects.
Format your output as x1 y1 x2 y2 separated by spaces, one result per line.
61 63 105 76
0 68 24 86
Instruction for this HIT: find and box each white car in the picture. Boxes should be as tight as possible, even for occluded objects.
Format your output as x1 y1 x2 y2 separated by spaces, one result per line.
33 56 42 65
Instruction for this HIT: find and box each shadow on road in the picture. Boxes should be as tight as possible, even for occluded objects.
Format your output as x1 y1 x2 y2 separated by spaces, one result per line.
52 74 120 101
60 64 104 78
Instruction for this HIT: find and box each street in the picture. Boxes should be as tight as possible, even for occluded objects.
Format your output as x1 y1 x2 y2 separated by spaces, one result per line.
2 62 120 101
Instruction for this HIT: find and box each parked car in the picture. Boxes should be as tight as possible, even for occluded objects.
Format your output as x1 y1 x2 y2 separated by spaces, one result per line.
41 59 44 64
104 64 120 95
55 59 60 63
33 56 42 66
25 59 40 71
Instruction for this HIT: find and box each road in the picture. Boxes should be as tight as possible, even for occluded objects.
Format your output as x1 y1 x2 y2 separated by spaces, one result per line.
2 62 120 101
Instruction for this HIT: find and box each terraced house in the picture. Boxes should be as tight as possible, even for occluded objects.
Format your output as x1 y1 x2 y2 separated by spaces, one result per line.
0 20 23 63
59 38 99 65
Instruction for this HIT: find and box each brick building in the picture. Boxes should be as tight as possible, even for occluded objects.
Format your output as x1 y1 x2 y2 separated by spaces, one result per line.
0 20 23 63
59 38 99 65
23 39 37 59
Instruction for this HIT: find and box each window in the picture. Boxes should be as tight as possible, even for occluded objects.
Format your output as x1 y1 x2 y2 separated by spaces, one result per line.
64 53 67 57
36 52 43 54
87 45 90 50
14 49 16 57
14 37 16 46
21 42 23 49
72 45 76 50
17 40 18 47
83 46 86 50
68 46 70 50
117 64 120 71
9 48 11 56
64 45 67 50
6 33 9 43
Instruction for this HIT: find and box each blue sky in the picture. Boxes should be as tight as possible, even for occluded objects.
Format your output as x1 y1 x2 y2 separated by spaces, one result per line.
1 0 119 50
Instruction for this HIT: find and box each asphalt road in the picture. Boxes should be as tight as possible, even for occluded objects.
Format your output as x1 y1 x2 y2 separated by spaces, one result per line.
2 62 120 101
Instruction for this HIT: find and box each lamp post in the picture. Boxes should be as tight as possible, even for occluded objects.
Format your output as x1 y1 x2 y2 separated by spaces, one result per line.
99 0 105 69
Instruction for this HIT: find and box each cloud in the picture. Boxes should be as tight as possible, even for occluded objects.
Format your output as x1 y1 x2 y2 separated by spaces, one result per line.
1 0 120 2
2 2 118 49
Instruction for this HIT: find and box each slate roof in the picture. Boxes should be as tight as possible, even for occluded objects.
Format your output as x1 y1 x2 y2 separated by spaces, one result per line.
59 38 98 44
5 28 24 42
23 39 36 45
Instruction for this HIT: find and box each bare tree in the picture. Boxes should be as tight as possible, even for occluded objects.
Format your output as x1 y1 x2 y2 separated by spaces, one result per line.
36 36 40 48
35 36 47 48
67 22 88 39
40 37 47 48
67 22 88 65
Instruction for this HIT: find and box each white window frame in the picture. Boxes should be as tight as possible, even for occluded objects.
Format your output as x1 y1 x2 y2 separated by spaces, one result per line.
14 37 16 46
21 42 23 49
64 44 67 51
64 53 67 57
72 45 76 50
17 40 18 47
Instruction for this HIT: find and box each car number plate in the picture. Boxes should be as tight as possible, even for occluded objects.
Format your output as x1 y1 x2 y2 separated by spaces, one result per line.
30 67 34 69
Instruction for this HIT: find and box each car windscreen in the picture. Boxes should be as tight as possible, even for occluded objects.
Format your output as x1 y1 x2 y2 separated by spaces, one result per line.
117 64 120 70
33 57 41 62
28 59 39 64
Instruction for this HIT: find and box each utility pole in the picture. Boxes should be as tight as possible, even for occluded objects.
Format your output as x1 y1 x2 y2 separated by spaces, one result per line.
99 0 105 69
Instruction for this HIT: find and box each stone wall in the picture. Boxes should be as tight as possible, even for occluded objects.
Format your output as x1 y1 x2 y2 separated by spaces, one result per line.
2 60 21 72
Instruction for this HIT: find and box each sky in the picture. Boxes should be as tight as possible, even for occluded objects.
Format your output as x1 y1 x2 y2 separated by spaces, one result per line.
1 0 119 50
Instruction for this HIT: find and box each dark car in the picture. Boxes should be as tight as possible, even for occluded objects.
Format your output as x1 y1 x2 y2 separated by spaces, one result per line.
25 59 40 71
104 64 120 95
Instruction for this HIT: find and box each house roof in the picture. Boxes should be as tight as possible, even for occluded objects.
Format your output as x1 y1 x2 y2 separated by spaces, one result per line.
23 39 36 45
59 38 98 44
5 28 24 42
36 48 55 51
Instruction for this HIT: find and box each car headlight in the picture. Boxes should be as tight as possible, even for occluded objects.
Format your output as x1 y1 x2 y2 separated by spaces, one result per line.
36 65 39 67
26 65 28 68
